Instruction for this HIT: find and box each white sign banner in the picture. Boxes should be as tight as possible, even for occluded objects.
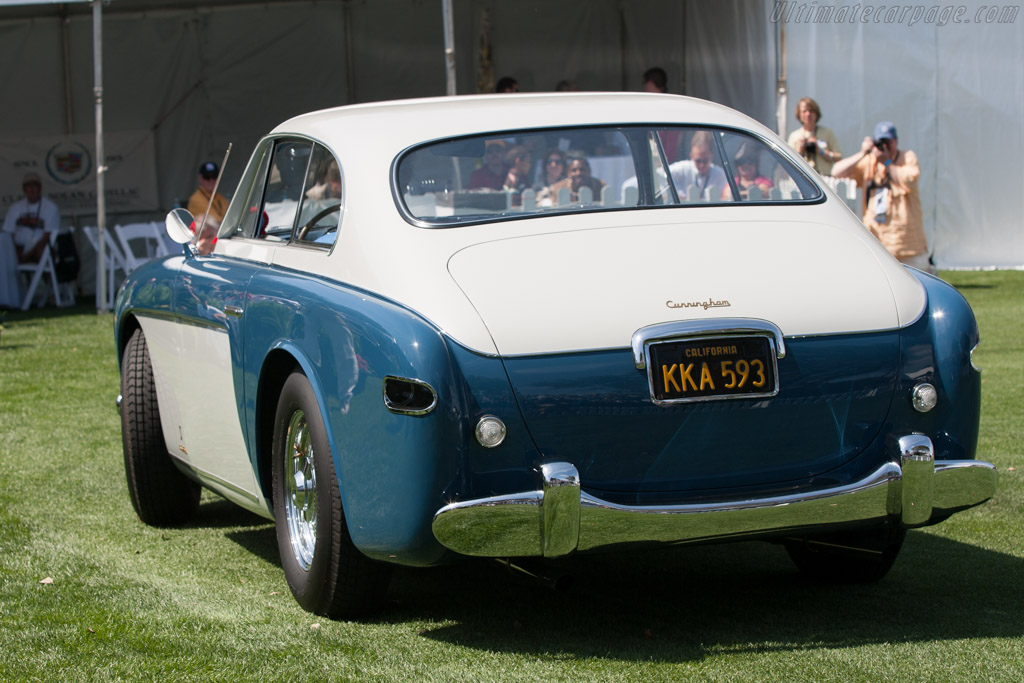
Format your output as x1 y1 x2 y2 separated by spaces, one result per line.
0 130 160 217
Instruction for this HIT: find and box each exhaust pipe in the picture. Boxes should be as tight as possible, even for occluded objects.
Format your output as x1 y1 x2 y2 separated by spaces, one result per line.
493 558 574 593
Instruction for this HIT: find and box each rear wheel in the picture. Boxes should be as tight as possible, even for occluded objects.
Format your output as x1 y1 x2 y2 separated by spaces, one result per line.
784 526 906 583
121 328 200 526
271 370 391 618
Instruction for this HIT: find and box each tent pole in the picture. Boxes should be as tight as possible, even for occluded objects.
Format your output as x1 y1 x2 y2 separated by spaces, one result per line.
442 0 456 96
343 0 355 104
93 0 107 313
60 4 74 133
776 19 787 138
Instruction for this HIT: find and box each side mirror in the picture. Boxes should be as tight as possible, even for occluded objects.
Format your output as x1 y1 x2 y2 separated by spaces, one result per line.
165 208 196 245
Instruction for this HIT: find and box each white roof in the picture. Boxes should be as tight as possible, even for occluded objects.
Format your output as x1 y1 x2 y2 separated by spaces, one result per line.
243 93 925 358
273 93 768 155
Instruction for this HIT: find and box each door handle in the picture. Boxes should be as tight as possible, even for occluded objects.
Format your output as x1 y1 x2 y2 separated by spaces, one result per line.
224 304 243 318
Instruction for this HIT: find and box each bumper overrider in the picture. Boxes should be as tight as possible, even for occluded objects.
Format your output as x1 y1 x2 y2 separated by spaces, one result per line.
432 435 997 558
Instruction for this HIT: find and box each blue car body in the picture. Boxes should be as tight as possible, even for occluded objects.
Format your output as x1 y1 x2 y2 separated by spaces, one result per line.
114 94 996 616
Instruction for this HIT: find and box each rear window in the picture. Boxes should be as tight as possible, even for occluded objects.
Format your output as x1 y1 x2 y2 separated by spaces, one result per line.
396 125 821 227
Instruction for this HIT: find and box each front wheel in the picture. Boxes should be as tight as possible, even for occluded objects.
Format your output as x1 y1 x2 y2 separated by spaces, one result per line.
271 370 391 618
784 526 907 583
121 327 200 526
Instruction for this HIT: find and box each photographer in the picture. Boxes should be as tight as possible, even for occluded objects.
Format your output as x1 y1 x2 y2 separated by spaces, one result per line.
787 97 842 176
832 121 931 272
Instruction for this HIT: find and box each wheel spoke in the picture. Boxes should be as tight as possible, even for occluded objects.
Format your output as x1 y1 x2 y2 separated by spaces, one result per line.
283 410 317 570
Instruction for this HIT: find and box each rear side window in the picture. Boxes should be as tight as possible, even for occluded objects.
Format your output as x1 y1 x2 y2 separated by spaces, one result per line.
263 141 312 240
293 145 342 246
396 125 821 227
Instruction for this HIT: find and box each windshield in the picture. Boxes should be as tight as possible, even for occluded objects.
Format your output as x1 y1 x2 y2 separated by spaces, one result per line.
396 125 821 226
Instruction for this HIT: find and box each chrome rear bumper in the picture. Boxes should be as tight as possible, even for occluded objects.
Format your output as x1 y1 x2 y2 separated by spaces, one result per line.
432 435 997 558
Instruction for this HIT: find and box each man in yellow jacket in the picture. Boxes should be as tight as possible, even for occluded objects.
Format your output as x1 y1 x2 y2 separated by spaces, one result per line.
187 161 229 229
832 122 932 273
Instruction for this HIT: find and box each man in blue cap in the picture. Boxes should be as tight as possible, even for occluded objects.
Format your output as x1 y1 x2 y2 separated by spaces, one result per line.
833 121 931 272
187 161 229 230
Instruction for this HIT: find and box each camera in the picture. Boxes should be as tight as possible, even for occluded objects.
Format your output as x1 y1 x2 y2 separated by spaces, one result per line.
804 139 827 156
875 140 888 152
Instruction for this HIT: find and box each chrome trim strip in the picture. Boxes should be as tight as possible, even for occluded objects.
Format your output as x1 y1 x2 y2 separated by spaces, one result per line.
492 322 913 361
431 452 998 558
125 309 228 333
168 452 273 520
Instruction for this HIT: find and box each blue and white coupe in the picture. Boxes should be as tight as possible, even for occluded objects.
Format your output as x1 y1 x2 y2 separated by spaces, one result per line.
115 93 997 618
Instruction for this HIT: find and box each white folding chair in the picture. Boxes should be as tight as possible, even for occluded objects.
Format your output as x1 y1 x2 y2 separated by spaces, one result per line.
115 222 167 273
81 226 128 310
18 237 65 310
150 221 176 257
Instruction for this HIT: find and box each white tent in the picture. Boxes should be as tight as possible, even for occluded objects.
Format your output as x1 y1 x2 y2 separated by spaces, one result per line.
781 2 1024 269
1 0 1020 272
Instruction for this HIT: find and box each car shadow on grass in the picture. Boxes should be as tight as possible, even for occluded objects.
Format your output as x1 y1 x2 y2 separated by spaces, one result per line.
189 497 269 530
378 532 1023 662
187 498 280 567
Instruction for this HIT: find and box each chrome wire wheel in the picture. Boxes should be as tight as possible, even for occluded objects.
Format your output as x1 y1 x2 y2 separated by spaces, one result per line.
284 409 318 571
272 370 392 618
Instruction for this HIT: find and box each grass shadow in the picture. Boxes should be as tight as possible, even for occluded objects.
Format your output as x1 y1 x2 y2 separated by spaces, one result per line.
2 299 101 324
377 532 1023 663
224 527 280 567
195 498 280 567
189 497 271 531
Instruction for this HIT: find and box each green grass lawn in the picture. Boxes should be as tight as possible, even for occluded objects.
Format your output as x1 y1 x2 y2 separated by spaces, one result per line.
1 271 1022 682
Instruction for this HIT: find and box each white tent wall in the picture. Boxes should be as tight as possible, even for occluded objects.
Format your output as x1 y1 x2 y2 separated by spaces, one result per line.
3 0 771 225
15 2 1019 283
783 5 1024 268
0 13 68 134
0 0 782 296
464 0 682 94
935 17 1024 268
685 0 777 129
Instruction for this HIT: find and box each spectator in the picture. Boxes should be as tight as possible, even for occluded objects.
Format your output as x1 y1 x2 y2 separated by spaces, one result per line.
787 97 842 176
541 155 605 205
832 121 932 272
469 140 508 190
2 172 60 265
723 143 774 200
622 131 727 201
306 160 342 200
642 67 667 93
495 76 519 93
187 161 229 255
187 161 229 228
540 148 568 188
502 145 533 193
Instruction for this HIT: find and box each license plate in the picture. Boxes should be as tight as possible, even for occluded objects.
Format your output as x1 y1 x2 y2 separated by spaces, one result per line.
647 335 778 403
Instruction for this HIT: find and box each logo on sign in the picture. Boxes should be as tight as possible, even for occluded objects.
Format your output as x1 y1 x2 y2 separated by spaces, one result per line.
45 141 92 185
